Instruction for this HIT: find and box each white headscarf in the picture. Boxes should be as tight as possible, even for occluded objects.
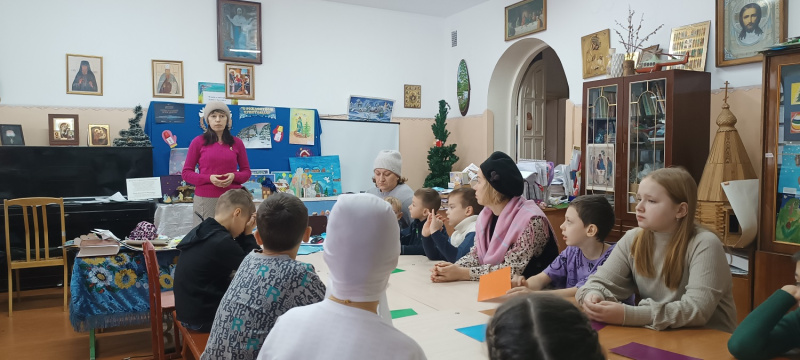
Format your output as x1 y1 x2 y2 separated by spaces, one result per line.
323 193 399 324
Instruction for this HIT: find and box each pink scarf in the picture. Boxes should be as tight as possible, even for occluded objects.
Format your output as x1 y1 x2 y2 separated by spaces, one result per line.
475 196 547 265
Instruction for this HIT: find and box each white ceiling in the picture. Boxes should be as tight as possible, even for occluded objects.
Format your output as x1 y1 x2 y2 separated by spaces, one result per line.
321 0 488 17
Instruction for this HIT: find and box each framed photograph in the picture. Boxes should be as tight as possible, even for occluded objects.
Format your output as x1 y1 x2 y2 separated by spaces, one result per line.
347 96 394 122
0 124 24 146
225 63 254 100
66 54 102 96
217 0 262 64
87 124 111 147
404 85 421 109
48 114 79 146
716 0 786 67
586 143 615 192
581 29 611 79
666 21 711 71
152 60 184 98
505 0 546 41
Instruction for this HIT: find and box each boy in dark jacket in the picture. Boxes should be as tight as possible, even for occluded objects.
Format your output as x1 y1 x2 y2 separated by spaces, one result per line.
400 188 441 255
422 187 483 262
174 189 259 332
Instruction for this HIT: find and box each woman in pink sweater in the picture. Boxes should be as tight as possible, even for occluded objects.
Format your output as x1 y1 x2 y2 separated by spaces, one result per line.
182 101 251 226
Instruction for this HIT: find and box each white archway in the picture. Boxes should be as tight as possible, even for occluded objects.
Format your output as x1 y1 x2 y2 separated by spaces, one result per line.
487 38 569 161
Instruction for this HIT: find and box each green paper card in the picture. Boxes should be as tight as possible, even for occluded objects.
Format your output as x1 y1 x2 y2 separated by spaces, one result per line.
390 308 417 319
391 268 405 274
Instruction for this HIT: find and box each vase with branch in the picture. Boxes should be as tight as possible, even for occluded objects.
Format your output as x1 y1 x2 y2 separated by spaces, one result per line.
614 6 664 75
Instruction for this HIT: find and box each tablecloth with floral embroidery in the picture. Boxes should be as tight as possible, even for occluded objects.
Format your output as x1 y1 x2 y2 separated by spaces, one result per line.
69 250 179 332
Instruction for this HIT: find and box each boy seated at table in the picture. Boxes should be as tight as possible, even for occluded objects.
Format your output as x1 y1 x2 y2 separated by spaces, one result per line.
421 187 483 262
174 188 260 332
506 195 616 300
384 196 409 231
201 193 326 360
400 188 441 255
728 250 800 360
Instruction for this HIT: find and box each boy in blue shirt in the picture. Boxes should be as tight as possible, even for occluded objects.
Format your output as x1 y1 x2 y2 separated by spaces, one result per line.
400 188 440 255
422 187 483 262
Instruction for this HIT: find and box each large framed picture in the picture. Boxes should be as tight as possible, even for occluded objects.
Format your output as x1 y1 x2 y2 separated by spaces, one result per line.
66 54 102 96
0 124 24 146
48 114 79 146
581 29 611 79
88 124 111 147
716 0 786 67
225 63 255 100
505 0 546 41
217 0 262 64
152 60 184 98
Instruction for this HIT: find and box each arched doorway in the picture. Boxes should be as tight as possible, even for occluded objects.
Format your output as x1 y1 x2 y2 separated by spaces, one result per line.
487 39 569 163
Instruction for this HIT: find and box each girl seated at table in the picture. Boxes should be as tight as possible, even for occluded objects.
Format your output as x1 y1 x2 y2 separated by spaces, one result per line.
430 151 558 282
486 293 605 360
576 167 737 332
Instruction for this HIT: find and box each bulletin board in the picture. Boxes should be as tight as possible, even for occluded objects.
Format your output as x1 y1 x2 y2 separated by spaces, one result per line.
144 102 321 177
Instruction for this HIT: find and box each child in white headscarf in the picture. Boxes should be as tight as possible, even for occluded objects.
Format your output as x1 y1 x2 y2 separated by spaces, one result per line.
257 194 427 360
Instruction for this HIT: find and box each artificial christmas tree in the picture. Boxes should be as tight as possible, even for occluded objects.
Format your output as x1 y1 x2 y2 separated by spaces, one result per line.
423 100 459 188
113 105 152 147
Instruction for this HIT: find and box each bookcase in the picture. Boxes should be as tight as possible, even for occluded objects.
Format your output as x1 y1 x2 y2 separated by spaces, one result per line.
755 47 800 307
581 70 711 240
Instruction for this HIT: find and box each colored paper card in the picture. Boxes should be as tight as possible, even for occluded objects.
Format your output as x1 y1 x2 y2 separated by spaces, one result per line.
455 324 487 342
477 267 511 302
390 308 417 319
590 320 606 331
609 342 701 360
297 244 324 256
391 268 405 274
479 309 496 316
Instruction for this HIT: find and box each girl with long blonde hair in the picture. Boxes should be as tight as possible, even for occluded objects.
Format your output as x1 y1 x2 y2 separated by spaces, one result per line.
575 167 737 332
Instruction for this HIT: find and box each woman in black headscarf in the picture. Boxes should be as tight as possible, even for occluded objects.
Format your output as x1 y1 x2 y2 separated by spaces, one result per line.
72 60 98 92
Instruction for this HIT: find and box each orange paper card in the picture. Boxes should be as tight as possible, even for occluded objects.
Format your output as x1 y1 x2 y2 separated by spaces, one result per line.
477 267 512 302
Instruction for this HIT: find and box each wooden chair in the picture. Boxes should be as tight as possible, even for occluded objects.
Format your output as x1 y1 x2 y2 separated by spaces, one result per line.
142 240 181 360
4 197 68 316
173 311 210 360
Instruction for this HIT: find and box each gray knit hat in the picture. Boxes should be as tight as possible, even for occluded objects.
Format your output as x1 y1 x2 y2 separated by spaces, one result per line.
203 101 232 128
373 150 402 176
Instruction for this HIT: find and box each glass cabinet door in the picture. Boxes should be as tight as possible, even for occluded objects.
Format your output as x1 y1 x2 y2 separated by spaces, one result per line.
585 85 617 206
775 64 800 244
627 79 667 214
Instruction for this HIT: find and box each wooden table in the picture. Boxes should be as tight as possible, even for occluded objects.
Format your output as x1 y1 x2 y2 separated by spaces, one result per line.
299 253 734 360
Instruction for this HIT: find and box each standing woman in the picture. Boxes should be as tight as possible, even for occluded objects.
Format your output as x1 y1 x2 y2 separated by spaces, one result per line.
431 151 559 282
365 150 414 225
183 101 251 226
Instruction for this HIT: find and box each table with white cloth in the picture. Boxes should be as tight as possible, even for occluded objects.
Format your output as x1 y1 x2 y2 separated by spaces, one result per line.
297 253 735 360
154 197 337 237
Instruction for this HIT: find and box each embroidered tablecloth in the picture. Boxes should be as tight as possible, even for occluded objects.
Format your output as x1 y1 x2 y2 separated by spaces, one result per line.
69 250 179 332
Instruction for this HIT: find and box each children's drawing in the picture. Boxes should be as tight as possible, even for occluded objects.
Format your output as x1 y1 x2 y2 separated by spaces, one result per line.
348 96 394 122
289 155 343 197
289 109 315 145
236 122 272 149
242 169 274 199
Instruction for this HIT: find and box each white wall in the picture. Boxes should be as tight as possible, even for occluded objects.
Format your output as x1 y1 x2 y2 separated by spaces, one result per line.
445 0 800 115
0 0 444 118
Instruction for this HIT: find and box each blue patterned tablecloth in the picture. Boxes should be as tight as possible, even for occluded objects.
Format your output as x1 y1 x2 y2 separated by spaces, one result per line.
69 250 179 332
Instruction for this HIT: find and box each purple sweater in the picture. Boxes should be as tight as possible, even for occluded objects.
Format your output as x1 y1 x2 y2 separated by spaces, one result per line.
182 135 251 198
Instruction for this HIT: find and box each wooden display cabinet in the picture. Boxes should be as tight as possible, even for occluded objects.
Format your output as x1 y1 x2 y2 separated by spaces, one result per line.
756 47 800 307
581 70 711 240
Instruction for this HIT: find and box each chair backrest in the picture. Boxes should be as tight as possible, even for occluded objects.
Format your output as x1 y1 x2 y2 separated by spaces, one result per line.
3 197 66 265
143 240 166 360
308 215 327 236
